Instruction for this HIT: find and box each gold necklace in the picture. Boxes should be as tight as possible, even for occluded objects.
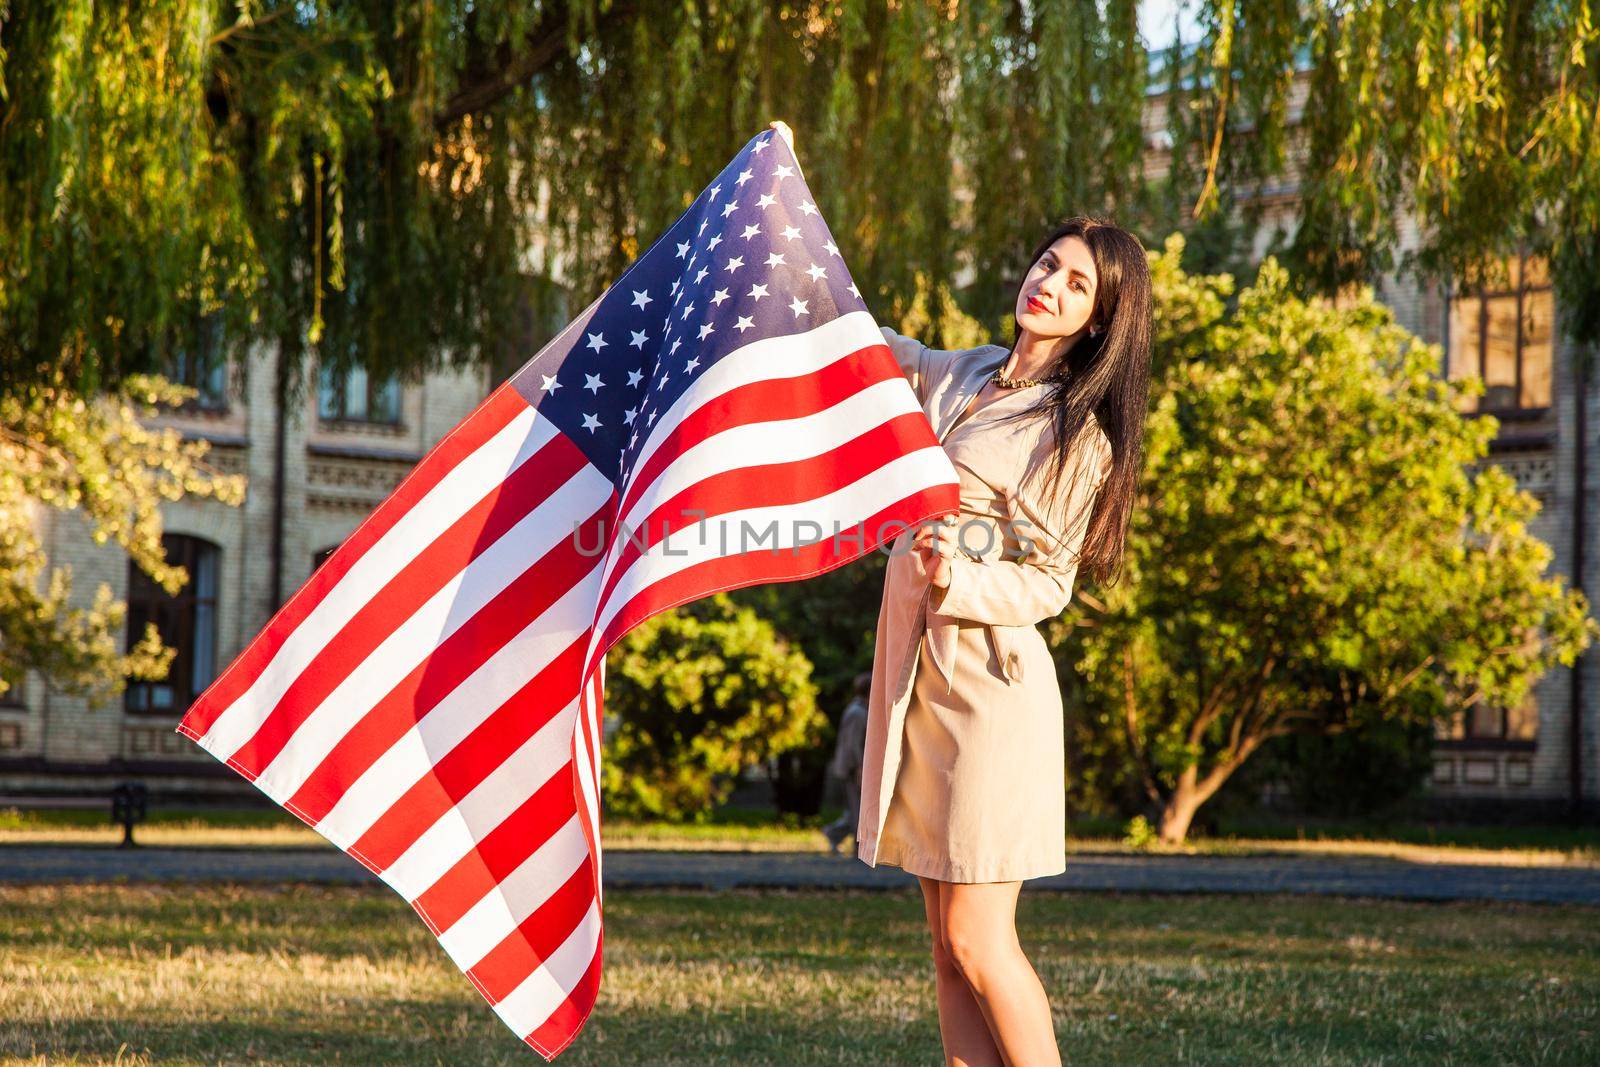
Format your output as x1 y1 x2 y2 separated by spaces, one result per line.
990 366 1066 389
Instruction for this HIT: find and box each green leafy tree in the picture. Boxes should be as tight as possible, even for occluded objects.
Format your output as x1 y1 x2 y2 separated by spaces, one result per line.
601 592 823 821
726 559 882 817
1259 713 1439 819
0 375 246 704
1053 235 1598 844
7 2 1596 399
5 1 1597 813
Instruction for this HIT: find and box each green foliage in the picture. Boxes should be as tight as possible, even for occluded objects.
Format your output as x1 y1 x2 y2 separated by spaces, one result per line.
600 593 824 822
1121 814 1158 850
1052 233 1599 841
0 0 262 394
725 563 880 817
1259 714 1438 819
0 374 246 705
1286 1 1600 313
9 3 1595 401
726 560 882 732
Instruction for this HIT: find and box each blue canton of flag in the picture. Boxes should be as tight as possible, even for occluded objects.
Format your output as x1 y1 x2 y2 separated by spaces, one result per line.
526 131 869 486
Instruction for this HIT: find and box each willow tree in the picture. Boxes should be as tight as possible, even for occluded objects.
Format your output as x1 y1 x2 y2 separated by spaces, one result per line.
6 0 1595 402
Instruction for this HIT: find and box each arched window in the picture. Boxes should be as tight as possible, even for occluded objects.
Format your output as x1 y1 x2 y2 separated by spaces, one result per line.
124 534 221 715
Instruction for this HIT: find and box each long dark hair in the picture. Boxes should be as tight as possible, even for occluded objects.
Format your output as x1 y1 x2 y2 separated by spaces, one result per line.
993 215 1151 587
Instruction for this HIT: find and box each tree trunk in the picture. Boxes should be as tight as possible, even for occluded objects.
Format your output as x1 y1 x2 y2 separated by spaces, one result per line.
1158 771 1206 845
1157 761 1233 845
1158 729 1270 843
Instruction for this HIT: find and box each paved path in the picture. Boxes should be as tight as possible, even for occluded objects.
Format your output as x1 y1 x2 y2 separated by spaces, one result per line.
3 844 1598 905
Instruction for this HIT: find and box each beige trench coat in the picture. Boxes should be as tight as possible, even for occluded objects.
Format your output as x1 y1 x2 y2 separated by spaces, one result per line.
855 326 1114 883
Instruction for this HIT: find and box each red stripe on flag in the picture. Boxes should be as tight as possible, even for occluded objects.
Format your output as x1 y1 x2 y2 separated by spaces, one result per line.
572 669 605 915
524 930 603 1058
413 757 581 933
223 432 595 778
594 482 957 664
469 857 597 1002
616 344 900 522
278 498 612 824
598 410 941 614
575 669 603 846
179 386 533 739
344 634 590 872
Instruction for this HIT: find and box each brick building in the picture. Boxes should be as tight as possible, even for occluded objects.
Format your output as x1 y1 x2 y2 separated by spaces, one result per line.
1374 229 1595 817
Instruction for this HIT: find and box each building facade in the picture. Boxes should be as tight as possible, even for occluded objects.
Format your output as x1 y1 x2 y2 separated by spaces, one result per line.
0 342 496 797
1379 230 1596 816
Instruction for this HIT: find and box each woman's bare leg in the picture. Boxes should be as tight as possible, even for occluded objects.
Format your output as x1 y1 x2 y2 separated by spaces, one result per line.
916 875 1004 1067
940 880 1060 1067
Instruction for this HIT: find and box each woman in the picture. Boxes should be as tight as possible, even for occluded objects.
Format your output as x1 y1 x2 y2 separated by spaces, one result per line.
859 217 1152 1066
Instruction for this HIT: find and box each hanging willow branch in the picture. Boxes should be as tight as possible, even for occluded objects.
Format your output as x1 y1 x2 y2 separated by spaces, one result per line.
2 1 1596 402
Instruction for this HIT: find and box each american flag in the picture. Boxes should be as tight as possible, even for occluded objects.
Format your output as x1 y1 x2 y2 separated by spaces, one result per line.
176 127 960 1058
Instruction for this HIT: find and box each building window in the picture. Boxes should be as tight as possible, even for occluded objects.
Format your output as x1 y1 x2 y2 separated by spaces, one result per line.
151 307 229 412
1446 252 1554 414
124 534 221 715
1436 691 1539 744
312 544 339 573
318 362 402 425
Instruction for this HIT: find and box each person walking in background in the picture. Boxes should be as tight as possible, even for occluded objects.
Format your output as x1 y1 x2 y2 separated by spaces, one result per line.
822 670 873 854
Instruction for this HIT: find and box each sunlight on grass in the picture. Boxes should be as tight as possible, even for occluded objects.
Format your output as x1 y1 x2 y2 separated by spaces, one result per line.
1 884 1596 1065
4 806 1595 867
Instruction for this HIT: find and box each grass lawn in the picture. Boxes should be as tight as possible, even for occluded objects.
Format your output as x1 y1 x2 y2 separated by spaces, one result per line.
5 805 1596 868
1 884 1596 1065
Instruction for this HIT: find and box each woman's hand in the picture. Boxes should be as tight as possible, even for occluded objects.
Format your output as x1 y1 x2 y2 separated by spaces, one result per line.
912 514 959 589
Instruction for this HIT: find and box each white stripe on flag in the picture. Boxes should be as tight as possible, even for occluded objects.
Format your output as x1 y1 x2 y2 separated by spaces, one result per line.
250 465 614 800
313 568 602 853
377 695 580 900
623 310 888 483
592 316 916 610
586 662 606 897
572 688 599 859
611 377 918 550
593 445 953 644
197 409 557 757
492 900 604 1039
436 813 592 968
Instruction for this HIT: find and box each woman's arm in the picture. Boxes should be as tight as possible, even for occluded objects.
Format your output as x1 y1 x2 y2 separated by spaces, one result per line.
879 325 939 404
930 424 1114 627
